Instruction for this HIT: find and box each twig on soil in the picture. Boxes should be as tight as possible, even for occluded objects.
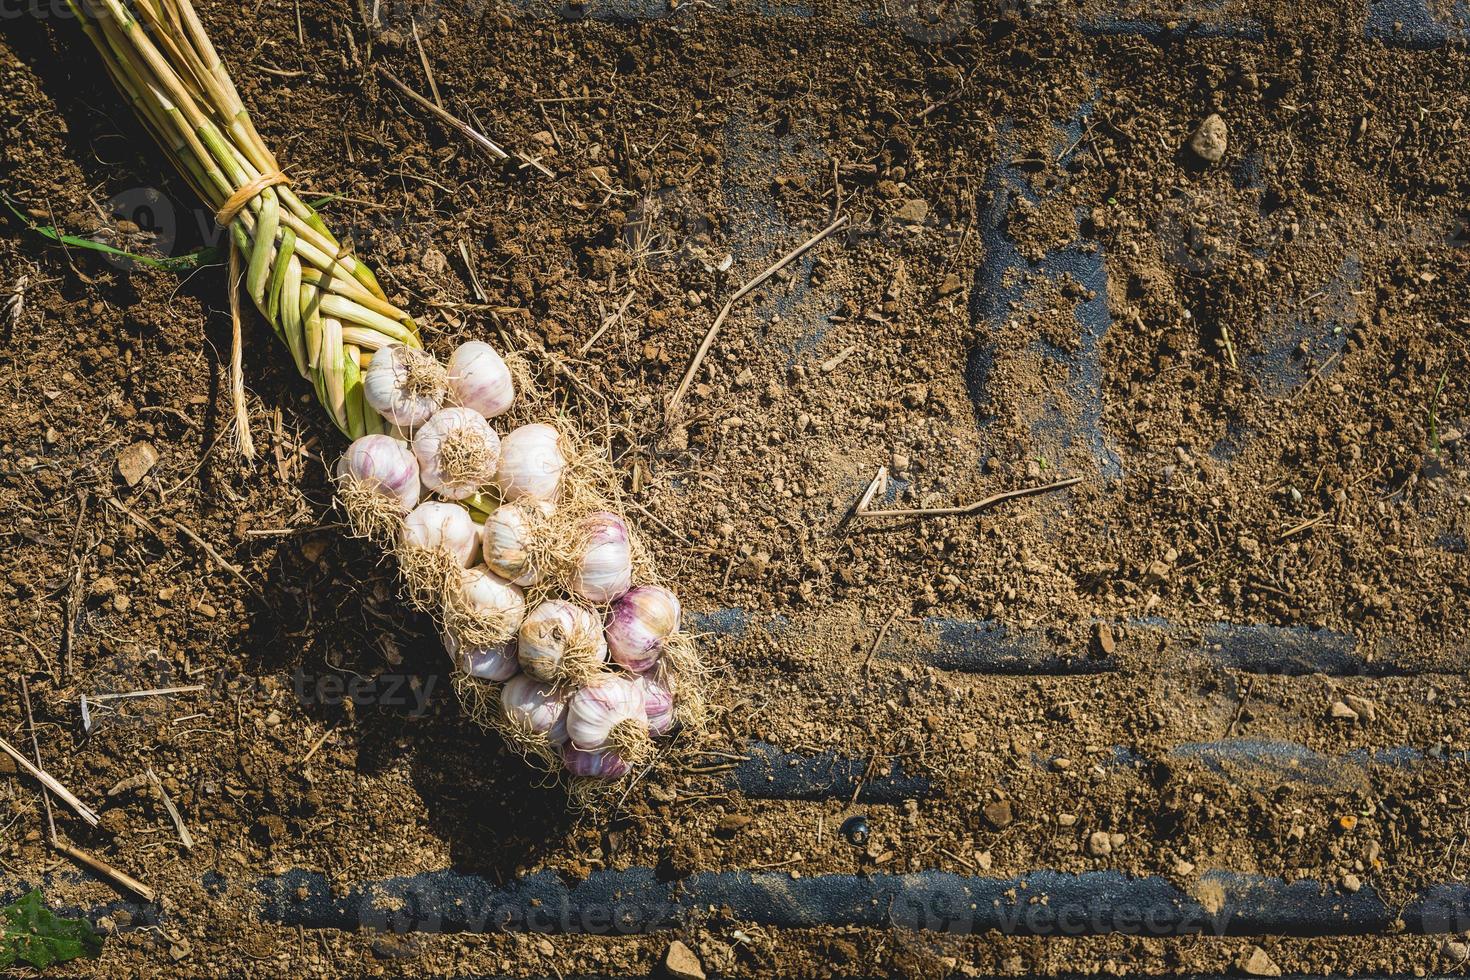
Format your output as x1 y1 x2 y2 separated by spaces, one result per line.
378 69 554 178
89 685 205 703
667 214 849 416
861 607 902 676
1219 322 1238 370
50 838 155 904
102 496 256 593
1279 512 1329 540
0 733 98 828
580 289 637 355
854 476 1083 521
147 768 194 851
299 724 337 764
61 491 90 679
18 707 148 900
410 19 442 109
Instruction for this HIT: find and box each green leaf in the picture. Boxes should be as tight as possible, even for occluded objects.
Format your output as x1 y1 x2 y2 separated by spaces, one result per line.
0 890 104 970
1 194 217 273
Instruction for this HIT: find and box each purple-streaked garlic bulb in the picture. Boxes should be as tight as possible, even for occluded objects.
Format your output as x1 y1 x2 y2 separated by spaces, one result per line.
363 344 447 429
334 435 421 543
496 423 567 502
447 341 515 420
445 565 527 648
562 745 632 780
636 673 676 736
517 600 608 684
605 585 681 672
570 512 633 604
500 674 570 747
442 630 518 683
413 407 501 501
566 675 649 763
401 501 480 567
482 499 555 586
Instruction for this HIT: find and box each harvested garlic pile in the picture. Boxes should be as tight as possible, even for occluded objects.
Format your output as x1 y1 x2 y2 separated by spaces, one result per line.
335 341 700 789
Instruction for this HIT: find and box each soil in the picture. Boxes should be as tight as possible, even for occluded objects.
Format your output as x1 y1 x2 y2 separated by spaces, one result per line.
0 0 1468 976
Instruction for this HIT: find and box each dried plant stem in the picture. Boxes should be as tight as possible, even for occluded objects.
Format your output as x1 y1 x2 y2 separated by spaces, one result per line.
668 214 848 415
855 476 1083 520
0 734 98 827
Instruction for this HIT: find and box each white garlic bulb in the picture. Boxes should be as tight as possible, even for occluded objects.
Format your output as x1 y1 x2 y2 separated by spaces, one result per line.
565 675 647 753
401 501 480 568
570 512 633 604
517 600 608 683
363 345 447 429
500 674 569 746
413 407 501 501
481 499 555 586
334 435 421 544
447 341 515 420
497 423 567 502
442 630 518 682
446 565 527 648
562 745 631 780
637 674 676 736
605 585 681 672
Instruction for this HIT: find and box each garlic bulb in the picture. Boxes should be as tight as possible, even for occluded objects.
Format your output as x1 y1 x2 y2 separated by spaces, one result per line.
442 630 518 682
605 585 681 672
363 345 447 429
400 501 480 568
334 435 421 543
413 407 501 501
445 565 527 648
517 600 608 684
566 675 648 758
570 512 633 604
562 745 631 780
500 674 569 747
447 341 515 420
637 674 676 736
497 423 567 502
482 499 555 586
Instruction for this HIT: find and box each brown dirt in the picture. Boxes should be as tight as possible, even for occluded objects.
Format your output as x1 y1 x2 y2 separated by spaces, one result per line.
0 0 1468 976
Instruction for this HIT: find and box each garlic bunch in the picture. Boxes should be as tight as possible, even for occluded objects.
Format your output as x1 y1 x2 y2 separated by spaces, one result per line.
442 631 518 683
400 501 480 568
497 423 567 502
447 341 515 420
413 407 500 501
562 745 631 780
363 345 447 429
517 600 608 684
482 499 554 586
335 435 421 542
445 565 527 648
637 674 676 736
500 674 569 748
605 585 681 672
570 512 633 604
566 675 649 764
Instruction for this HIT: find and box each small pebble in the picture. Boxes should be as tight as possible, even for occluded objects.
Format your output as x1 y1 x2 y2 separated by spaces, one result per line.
1189 113 1229 163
